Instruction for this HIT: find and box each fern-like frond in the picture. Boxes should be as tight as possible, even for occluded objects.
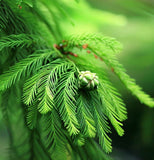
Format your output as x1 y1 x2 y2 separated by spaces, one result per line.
97 71 127 136
68 49 126 135
26 102 38 129
99 78 127 121
89 91 112 153
37 69 55 114
66 33 122 55
72 134 85 147
98 83 125 136
100 54 154 107
0 1 29 34
23 73 39 105
75 139 113 160
41 110 67 160
65 33 154 107
55 70 79 135
85 139 113 160
32 131 51 160
23 59 78 115
76 91 96 138
0 34 40 52
0 50 54 91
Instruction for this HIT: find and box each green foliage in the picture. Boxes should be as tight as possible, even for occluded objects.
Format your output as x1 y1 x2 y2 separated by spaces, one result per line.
103 56 154 107
0 50 55 91
40 110 67 160
90 91 112 153
76 91 96 138
26 101 38 129
0 0 154 160
66 33 154 107
23 73 39 106
98 82 125 136
0 34 40 52
55 70 80 135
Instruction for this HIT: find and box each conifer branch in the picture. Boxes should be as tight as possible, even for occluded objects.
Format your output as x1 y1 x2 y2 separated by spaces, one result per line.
30 131 51 160
98 84 125 136
26 101 38 129
100 55 154 107
89 91 112 153
23 73 39 106
0 34 42 52
55 70 80 135
66 33 154 108
37 69 55 114
76 91 96 138
41 110 67 159
1 1 153 159
0 50 55 91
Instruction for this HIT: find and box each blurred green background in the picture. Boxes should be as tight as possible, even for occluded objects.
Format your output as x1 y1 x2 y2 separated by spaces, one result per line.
87 1 154 160
0 0 154 159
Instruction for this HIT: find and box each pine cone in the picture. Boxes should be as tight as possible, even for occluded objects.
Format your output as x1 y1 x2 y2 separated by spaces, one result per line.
78 71 99 90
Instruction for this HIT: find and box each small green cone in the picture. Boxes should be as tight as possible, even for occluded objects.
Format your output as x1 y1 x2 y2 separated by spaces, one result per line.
94 79 99 86
81 77 88 86
90 80 95 88
78 71 99 90
84 72 93 80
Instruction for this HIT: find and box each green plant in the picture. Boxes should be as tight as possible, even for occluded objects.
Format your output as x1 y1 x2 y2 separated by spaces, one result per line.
0 0 153 160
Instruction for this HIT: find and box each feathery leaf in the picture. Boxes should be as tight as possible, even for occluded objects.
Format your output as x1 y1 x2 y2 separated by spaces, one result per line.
37 69 55 114
76 91 96 138
23 73 39 105
89 91 112 153
41 110 67 160
65 33 154 108
0 50 55 91
0 34 40 52
55 70 80 135
100 54 154 107
26 102 38 129
98 83 125 136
